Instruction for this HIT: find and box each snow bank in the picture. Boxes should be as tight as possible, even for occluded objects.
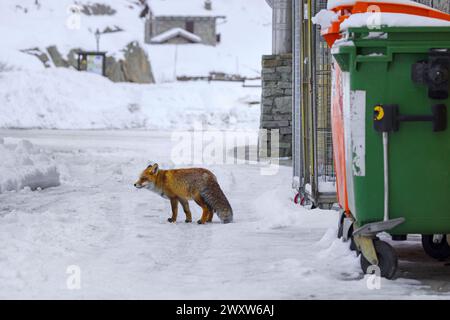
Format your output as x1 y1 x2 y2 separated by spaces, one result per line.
149 0 225 16
0 68 260 130
251 184 338 230
0 49 44 72
0 139 60 193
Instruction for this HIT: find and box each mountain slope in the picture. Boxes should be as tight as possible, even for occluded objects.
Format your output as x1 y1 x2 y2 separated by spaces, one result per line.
0 0 272 81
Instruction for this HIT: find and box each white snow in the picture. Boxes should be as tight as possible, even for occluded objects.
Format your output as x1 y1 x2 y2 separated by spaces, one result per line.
0 0 272 82
0 129 448 299
0 138 60 193
149 0 224 16
305 181 337 194
0 68 261 130
150 28 202 44
312 9 339 29
0 49 45 72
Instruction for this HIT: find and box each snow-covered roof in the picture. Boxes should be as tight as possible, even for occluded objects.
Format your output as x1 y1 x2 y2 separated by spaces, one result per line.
150 28 202 43
149 0 224 17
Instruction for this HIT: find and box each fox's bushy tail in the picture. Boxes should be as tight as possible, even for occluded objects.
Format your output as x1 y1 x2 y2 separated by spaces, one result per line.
200 182 233 224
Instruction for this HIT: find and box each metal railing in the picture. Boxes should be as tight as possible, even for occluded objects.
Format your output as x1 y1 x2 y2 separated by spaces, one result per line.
292 0 336 209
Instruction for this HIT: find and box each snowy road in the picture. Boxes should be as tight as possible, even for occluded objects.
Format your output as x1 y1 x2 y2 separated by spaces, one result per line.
0 129 449 299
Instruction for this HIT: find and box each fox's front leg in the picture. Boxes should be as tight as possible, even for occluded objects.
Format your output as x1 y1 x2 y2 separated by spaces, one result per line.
168 198 178 223
179 199 192 223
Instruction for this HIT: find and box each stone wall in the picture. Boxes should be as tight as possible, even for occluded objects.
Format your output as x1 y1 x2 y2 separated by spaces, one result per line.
260 53 292 158
145 16 217 46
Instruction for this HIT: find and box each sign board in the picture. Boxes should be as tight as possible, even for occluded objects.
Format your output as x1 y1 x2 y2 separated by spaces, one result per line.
77 52 106 76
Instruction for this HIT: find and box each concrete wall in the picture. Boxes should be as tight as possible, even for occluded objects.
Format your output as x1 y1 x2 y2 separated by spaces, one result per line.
432 0 450 12
415 0 450 12
260 54 292 158
145 16 217 46
271 0 292 55
260 0 293 158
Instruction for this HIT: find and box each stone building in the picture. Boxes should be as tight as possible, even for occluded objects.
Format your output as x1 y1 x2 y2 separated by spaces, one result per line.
144 0 225 46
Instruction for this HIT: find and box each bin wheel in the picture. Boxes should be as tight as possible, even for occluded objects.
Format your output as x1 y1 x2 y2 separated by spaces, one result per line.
294 193 305 205
422 235 450 261
360 240 398 279
337 211 345 239
348 225 359 253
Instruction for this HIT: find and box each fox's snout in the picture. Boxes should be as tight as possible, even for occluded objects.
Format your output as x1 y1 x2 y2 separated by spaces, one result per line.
134 182 146 189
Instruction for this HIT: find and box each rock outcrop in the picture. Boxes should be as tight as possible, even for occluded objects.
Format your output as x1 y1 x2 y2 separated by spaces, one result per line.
81 3 116 16
20 48 51 68
21 42 155 84
46 46 68 68
121 42 154 83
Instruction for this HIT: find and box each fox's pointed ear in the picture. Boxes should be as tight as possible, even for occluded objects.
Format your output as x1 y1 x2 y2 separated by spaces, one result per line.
151 163 159 174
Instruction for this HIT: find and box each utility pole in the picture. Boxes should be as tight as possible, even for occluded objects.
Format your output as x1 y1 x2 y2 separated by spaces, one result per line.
95 29 101 52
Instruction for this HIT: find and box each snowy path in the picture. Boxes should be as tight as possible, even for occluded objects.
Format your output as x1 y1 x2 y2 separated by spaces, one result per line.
0 130 449 299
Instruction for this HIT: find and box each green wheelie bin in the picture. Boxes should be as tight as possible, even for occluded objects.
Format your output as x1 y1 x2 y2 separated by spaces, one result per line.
331 26 450 278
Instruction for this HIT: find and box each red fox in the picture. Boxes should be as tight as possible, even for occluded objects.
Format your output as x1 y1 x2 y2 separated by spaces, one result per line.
134 163 233 224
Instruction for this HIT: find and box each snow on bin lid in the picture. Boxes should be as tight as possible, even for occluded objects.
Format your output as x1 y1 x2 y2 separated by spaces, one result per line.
340 12 450 30
317 0 450 47
327 0 442 12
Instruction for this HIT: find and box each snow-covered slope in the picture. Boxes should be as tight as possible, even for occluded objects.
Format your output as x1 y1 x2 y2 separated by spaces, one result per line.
0 68 260 130
0 0 272 81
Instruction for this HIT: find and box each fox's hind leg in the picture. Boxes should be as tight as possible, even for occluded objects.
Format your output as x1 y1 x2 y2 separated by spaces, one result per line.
206 211 214 223
198 207 211 224
194 196 211 225
168 198 178 223
179 199 192 223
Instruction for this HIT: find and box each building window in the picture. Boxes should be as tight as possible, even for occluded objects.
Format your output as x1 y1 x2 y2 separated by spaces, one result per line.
185 21 194 33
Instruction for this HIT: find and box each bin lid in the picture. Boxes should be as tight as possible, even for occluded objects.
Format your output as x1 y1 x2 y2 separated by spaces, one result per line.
321 0 450 47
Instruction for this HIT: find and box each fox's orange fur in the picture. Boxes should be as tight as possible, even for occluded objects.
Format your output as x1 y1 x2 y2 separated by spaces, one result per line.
134 163 233 224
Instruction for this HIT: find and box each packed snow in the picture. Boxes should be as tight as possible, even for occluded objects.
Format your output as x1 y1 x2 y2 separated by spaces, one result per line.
0 68 260 130
0 138 60 194
0 0 272 81
0 129 449 299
